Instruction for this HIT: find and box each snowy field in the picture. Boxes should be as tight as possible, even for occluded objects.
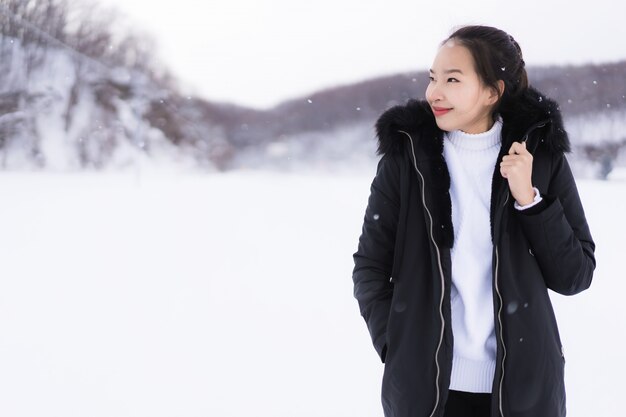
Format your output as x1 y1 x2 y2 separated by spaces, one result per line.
0 168 623 417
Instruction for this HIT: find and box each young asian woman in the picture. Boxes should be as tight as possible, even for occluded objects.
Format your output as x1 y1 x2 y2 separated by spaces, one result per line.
352 25 596 417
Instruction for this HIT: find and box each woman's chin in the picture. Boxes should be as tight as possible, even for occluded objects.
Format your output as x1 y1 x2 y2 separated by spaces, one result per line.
434 119 455 132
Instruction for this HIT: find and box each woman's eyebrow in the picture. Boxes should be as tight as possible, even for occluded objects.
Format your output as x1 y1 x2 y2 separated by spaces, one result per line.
429 69 464 74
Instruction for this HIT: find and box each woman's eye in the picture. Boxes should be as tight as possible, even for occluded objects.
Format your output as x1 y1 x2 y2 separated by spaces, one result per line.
448 78 459 83
429 76 435 82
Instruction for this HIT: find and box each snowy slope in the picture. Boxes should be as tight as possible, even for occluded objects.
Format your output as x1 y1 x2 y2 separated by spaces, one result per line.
0 38 204 171
0 169 622 417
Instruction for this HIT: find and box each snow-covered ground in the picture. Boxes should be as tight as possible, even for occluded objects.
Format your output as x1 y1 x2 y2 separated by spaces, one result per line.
0 168 622 417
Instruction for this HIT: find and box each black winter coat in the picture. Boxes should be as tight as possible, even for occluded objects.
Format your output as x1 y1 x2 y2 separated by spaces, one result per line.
352 87 596 417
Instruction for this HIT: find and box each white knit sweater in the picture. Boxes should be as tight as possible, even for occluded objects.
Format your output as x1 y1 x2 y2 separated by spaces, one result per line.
443 118 503 393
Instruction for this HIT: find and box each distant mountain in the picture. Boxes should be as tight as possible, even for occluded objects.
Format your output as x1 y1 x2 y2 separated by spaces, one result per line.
221 62 626 177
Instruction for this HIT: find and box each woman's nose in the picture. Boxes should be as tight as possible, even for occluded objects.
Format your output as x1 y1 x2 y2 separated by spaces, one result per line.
426 83 442 103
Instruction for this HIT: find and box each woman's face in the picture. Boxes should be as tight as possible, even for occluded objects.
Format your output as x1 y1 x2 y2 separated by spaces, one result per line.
425 40 499 134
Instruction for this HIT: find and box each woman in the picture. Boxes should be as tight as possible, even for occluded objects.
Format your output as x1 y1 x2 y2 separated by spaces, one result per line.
352 26 595 417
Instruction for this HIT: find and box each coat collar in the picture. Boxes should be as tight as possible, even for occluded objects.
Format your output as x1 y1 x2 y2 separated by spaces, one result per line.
375 86 570 158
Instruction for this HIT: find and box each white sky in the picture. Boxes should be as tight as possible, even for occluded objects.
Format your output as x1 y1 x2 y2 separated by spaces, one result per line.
98 0 625 109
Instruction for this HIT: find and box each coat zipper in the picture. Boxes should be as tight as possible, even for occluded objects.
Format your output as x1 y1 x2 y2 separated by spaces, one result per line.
493 120 546 416
494 244 506 417
399 130 446 417
521 121 548 153
493 187 510 416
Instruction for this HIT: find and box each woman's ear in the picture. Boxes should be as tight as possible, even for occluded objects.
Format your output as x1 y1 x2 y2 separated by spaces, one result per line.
489 80 505 105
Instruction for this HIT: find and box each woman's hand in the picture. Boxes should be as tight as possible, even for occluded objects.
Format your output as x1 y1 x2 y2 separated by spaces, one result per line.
500 141 535 206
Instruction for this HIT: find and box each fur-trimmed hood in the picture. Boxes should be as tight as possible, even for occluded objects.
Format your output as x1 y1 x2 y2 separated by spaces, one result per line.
375 86 570 157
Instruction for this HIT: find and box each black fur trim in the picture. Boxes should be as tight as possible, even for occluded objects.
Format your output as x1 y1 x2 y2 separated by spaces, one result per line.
375 86 571 158
375 100 434 156
499 86 571 154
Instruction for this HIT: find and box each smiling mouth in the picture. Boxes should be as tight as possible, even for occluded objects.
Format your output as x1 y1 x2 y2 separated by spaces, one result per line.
432 107 452 116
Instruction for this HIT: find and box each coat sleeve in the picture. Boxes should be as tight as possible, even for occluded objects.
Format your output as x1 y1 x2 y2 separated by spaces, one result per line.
352 153 401 363
516 153 596 295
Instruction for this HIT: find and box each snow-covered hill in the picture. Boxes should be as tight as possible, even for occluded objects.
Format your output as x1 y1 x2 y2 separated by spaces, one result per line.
0 169 622 417
0 37 223 171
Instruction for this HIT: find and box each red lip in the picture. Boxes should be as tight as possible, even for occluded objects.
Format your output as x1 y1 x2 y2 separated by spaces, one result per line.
432 106 452 116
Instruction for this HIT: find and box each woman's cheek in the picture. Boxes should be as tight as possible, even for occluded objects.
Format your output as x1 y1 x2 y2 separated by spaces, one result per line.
424 85 433 102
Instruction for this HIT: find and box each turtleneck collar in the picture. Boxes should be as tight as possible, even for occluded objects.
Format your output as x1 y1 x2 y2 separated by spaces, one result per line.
444 116 503 152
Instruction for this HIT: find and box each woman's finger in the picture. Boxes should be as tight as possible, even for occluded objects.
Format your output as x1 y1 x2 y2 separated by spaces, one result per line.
508 141 528 155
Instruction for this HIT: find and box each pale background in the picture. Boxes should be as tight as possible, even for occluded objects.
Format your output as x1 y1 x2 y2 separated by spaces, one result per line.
99 0 626 109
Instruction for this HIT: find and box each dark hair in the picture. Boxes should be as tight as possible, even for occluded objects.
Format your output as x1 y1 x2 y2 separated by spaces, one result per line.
443 25 529 113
